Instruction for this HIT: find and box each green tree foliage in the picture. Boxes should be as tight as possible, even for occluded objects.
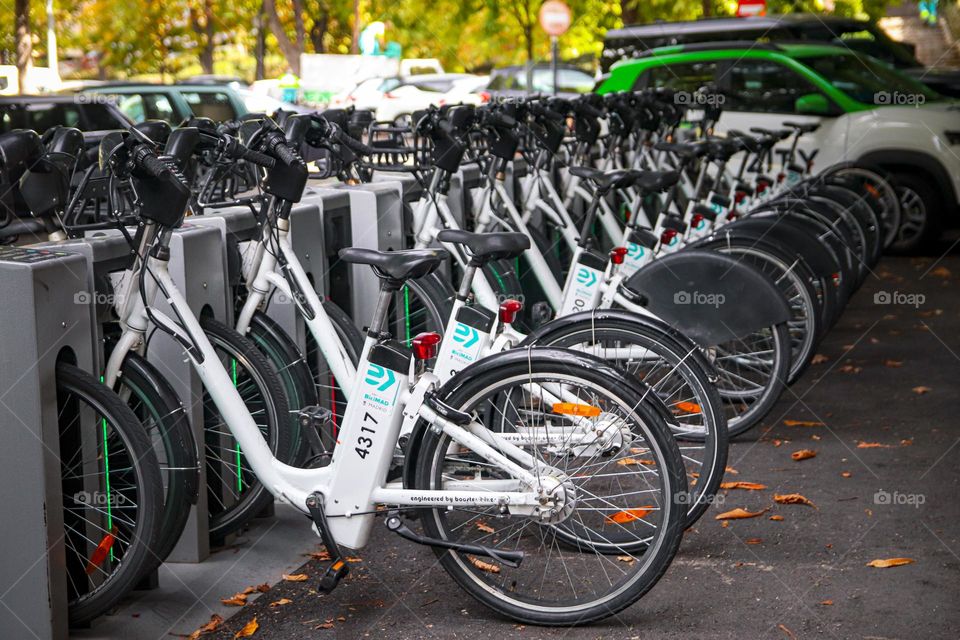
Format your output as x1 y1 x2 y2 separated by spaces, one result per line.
3 0 906 79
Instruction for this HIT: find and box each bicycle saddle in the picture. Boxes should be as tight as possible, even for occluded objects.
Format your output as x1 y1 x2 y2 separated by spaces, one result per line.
750 126 793 140
704 138 742 162
436 229 530 264
654 140 707 160
782 121 820 134
339 248 448 285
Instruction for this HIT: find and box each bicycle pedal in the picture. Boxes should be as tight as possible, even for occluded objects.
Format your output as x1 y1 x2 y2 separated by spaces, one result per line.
305 492 350 594
318 558 350 594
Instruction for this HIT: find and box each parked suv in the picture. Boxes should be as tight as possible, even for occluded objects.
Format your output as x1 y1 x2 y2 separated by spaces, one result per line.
79 83 249 124
486 63 596 98
0 95 131 134
597 42 960 251
602 15 960 97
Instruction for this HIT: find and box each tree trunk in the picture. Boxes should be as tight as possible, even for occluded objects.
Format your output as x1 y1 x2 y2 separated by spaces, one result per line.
264 0 302 74
191 0 216 74
350 0 360 54
621 0 638 25
15 0 31 93
309 7 329 53
255 1 266 80
701 0 712 17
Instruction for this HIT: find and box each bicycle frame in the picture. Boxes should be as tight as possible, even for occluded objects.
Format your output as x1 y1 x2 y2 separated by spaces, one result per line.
103 222 555 550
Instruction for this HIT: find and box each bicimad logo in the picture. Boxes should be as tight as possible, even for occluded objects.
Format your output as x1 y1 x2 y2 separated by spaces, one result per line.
627 243 643 259
576 267 598 286
364 364 396 391
452 323 479 347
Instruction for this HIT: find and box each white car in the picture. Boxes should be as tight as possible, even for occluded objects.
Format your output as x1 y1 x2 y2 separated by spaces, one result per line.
332 74 488 125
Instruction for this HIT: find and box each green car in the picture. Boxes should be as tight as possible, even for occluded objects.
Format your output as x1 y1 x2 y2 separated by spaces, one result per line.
596 42 959 251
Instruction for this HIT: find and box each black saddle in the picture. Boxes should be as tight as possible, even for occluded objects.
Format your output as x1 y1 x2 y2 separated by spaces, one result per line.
339 248 447 287
436 229 530 264
654 140 707 161
782 121 820 134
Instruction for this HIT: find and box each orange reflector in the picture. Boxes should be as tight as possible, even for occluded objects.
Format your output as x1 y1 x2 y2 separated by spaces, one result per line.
552 402 601 417
605 507 654 524
84 527 117 575
673 401 702 415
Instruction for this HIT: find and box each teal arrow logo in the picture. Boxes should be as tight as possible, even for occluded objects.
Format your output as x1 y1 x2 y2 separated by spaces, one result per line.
576 267 598 287
453 323 479 348
364 364 396 391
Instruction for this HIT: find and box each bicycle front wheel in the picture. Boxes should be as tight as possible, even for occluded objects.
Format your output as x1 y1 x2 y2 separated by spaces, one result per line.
57 362 163 626
412 348 686 626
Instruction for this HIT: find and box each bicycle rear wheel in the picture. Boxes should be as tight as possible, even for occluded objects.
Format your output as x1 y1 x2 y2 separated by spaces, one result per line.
412 348 686 626
57 362 163 626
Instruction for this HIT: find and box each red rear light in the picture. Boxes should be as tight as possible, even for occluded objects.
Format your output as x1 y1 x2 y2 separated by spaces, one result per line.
499 299 523 324
412 332 442 360
777 172 785 184
479 91 491 103
609 247 628 265
660 228 678 245
691 213 704 228
735 191 746 203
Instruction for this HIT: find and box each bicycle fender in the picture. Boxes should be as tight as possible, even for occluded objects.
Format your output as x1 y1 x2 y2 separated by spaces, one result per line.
621 249 791 346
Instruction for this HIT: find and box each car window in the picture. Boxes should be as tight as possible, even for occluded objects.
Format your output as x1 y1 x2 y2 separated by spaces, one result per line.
487 73 512 91
408 80 453 93
0 102 82 133
180 91 236 121
0 77 8 92
113 93 177 123
643 61 718 93
801 53 940 104
81 104 126 130
724 59 819 113
530 68 594 94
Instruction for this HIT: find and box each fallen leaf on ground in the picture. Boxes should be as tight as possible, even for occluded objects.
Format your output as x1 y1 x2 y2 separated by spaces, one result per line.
769 515 784 521
233 617 258 639
187 614 224 639
617 457 655 466
791 449 817 461
725 466 739 475
715 507 768 520
866 557 914 568
930 266 951 278
838 364 861 374
912 386 931 395
282 573 309 582
746 538 763 544
784 419 823 427
221 593 248 607
883 359 903 368
720 481 767 490
778 623 796 639
857 441 893 449
772 439 783 447
605 507 653 524
468 556 501 573
269 598 292 608
256 584 270 593
811 354 830 364
901 439 913 446
820 599 834 606
811 434 822 441
307 550 331 561
346 557 363 563
475 521 495 534
616 555 635 564
315 620 335 629
841 471 852 478
775 493 817 508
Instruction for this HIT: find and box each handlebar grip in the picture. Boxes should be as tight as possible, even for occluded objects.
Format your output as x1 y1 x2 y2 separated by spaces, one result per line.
269 138 300 167
486 111 516 129
132 144 172 179
237 146 277 168
334 128 374 156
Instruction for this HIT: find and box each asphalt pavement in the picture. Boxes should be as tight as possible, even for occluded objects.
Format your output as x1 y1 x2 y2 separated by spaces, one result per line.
189 247 960 640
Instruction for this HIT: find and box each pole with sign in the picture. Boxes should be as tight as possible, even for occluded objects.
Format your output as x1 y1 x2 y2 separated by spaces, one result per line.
538 0 571 95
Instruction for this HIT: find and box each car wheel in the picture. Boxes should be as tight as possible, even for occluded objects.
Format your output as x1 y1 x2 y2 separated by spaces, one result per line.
890 172 942 254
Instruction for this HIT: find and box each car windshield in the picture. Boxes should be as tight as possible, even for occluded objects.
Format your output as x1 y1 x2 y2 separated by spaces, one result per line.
802 53 941 104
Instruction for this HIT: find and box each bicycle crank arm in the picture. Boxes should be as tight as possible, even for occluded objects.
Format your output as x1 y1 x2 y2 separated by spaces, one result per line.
384 512 524 568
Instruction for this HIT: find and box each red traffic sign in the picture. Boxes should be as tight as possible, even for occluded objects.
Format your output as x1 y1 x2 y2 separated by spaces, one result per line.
736 0 766 16
539 0 572 36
